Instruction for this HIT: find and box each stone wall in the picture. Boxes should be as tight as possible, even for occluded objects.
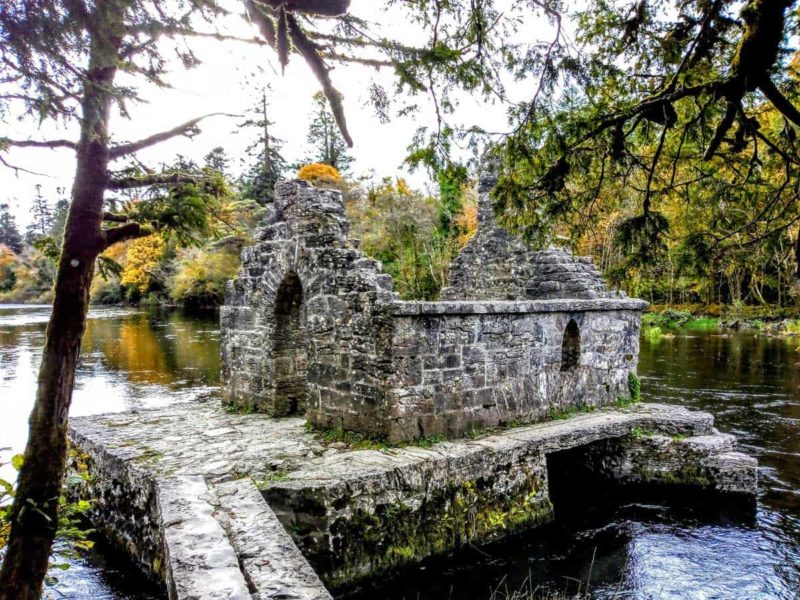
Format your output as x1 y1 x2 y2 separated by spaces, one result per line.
221 180 398 437
384 299 645 441
440 162 617 301
221 178 646 442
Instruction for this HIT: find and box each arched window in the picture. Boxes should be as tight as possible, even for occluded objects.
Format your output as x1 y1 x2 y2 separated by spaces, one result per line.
273 271 308 415
560 319 580 372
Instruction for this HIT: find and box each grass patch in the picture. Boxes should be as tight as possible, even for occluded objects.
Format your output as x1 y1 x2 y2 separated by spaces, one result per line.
304 423 447 451
546 404 596 421
254 470 289 488
683 316 720 331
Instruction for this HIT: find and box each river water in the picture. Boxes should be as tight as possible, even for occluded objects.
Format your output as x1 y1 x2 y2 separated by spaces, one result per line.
1 305 798 599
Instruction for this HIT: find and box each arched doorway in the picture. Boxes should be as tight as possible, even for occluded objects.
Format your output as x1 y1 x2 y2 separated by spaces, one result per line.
560 319 580 371
272 271 308 416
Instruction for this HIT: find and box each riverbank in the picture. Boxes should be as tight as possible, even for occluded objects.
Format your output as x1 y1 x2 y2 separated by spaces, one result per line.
643 305 800 337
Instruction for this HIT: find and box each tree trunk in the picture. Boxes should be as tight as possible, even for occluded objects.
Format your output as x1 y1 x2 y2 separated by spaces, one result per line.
0 3 123 596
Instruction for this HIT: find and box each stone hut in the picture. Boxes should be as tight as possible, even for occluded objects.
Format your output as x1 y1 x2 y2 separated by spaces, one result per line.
221 174 646 442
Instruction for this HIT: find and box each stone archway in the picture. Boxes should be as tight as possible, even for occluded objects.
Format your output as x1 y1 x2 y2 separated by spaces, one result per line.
272 271 308 416
560 319 581 372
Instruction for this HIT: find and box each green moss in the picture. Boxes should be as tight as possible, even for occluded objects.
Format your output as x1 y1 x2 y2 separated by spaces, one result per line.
320 475 554 590
546 403 595 421
132 448 163 465
627 371 641 402
635 463 711 487
630 426 657 438
254 470 289 488
305 422 448 451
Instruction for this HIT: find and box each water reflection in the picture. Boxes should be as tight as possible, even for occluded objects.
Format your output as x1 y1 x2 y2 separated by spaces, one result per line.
2 307 799 599
0 304 219 600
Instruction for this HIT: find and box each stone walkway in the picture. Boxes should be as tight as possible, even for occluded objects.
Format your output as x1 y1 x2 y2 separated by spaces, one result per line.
69 401 757 599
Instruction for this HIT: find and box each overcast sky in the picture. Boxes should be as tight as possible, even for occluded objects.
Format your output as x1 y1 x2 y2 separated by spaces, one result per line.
0 1 552 228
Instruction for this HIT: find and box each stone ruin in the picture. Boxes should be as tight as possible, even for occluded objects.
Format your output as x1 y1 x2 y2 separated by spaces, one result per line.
221 169 647 442
64 168 758 600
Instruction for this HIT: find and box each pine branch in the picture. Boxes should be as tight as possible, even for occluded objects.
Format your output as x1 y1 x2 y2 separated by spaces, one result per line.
260 0 351 17
106 172 207 190
286 13 353 147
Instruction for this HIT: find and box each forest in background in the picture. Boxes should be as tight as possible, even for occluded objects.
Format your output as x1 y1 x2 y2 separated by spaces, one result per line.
0 92 479 307
2 86 797 313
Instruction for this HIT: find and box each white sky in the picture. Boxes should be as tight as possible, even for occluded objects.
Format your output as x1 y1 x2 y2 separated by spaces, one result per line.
0 1 553 227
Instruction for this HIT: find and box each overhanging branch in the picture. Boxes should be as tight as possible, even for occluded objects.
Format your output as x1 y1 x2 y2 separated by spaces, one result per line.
286 13 353 147
107 172 206 190
0 138 77 151
109 113 236 159
759 78 800 128
102 223 145 249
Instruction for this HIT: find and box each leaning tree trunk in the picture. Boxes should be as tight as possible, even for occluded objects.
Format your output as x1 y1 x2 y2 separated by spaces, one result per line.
0 5 122 597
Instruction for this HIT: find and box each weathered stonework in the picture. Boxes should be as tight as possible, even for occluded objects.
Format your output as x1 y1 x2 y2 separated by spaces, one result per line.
221 178 645 442
64 170 761 600
68 401 757 597
440 162 615 301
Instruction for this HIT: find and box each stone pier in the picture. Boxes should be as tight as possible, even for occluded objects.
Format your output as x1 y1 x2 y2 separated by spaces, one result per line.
68 400 756 598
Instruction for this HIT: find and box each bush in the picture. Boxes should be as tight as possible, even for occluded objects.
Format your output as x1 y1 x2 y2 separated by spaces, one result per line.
169 247 241 307
297 163 342 186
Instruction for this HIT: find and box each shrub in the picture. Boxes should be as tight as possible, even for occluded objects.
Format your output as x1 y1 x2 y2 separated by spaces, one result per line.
297 163 342 186
169 247 241 307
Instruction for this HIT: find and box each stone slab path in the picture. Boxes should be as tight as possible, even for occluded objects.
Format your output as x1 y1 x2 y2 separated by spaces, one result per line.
69 401 756 599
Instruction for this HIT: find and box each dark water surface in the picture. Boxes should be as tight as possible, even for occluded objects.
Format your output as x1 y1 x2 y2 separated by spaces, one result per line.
1 305 799 599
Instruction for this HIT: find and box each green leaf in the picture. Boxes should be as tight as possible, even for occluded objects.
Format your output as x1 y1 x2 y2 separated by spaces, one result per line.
11 454 24 471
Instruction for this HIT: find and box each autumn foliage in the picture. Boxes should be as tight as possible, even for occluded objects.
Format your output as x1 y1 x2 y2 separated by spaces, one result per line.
297 163 342 185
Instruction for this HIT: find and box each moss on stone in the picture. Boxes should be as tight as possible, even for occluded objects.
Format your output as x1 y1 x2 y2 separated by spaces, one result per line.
316 474 553 590
627 371 641 402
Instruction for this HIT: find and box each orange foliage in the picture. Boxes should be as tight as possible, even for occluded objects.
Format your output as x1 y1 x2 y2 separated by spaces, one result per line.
455 199 478 247
297 163 342 185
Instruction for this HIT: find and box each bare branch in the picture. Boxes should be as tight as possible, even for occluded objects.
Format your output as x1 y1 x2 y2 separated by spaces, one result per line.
759 79 800 127
1 138 77 151
0 155 54 176
109 113 237 159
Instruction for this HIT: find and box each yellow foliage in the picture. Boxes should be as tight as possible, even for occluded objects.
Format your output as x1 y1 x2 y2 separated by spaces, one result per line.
395 177 411 196
297 163 342 185
455 201 478 247
120 234 166 294
170 247 241 306
0 244 16 269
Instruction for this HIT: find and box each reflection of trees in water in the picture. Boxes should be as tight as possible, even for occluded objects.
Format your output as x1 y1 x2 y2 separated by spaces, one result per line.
164 311 219 385
83 314 171 385
80 310 220 387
